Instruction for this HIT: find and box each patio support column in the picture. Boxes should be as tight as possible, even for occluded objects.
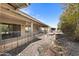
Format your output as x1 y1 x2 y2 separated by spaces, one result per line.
31 22 33 38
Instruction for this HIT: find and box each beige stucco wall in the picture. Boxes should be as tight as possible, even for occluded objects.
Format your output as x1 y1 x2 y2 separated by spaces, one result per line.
21 25 26 37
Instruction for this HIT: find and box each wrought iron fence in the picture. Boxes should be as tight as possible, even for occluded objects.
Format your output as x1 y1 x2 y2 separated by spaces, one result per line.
0 31 45 56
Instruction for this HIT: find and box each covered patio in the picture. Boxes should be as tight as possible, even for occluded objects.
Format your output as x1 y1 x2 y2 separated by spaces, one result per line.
0 3 49 55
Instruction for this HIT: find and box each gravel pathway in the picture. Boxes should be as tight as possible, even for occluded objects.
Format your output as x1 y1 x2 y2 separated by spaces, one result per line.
67 41 79 56
57 37 79 56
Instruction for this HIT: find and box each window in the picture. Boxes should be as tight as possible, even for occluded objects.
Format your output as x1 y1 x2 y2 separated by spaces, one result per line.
0 23 21 40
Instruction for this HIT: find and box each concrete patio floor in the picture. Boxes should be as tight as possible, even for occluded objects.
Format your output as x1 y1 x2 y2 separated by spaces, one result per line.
18 34 55 56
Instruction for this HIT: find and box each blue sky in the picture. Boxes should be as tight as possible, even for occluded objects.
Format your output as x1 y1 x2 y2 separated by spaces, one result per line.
20 3 64 28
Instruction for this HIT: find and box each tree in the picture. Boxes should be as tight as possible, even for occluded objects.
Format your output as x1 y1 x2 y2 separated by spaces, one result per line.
58 3 79 40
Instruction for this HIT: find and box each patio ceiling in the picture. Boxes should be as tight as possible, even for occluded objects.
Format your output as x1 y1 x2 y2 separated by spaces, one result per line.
0 3 49 27
7 3 30 10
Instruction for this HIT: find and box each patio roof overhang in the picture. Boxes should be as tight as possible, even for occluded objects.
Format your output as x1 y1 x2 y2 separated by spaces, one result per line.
0 3 49 27
7 3 30 10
